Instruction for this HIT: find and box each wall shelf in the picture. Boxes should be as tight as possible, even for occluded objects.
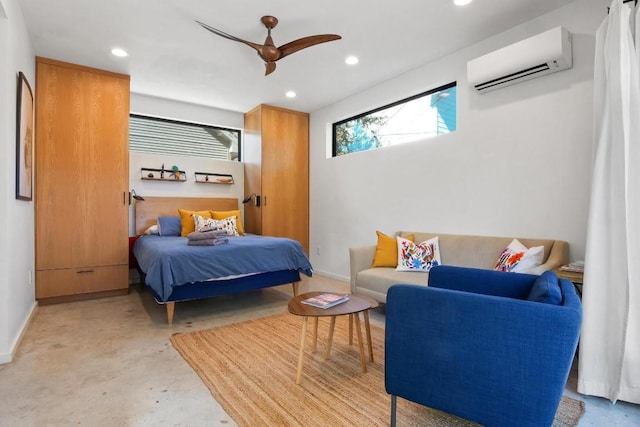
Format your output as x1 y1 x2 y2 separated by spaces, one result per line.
194 172 234 185
141 167 186 182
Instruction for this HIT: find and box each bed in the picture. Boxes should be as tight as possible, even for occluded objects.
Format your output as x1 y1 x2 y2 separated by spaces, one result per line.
133 196 313 324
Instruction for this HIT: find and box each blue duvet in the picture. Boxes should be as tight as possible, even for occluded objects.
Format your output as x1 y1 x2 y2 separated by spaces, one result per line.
133 234 313 301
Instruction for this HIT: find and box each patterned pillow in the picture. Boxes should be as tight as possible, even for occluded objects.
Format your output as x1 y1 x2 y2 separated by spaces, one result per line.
396 236 441 272
193 214 240 236
494 239 544 273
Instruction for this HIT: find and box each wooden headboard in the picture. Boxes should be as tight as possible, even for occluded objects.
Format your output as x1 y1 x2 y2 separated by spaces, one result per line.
135 196 239 234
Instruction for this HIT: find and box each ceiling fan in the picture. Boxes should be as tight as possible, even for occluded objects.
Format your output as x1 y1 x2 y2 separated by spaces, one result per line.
196 16 342 76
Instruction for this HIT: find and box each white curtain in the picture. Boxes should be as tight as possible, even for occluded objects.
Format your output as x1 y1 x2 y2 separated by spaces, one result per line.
578 0 640 404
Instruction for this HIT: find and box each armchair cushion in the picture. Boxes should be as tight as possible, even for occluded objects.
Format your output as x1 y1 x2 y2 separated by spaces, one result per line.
528 270 563 305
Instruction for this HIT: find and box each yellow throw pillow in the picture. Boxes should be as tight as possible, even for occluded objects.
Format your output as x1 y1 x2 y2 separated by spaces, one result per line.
210 210 245 235
178 209 212 237
371 231 414 268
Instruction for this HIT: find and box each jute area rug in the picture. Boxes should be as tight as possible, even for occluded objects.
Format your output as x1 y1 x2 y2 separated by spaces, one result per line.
171 313 585 426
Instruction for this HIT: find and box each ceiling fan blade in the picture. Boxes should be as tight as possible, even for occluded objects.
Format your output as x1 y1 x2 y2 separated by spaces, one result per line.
196 21 264 52
265 62 276 76
278 34 342 59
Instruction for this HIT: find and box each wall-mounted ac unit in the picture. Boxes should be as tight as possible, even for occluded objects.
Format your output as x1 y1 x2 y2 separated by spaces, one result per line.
467 26 572 93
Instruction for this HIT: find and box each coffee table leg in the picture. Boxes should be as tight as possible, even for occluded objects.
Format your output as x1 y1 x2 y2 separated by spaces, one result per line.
353 313 367 373
364 310 374 362
325 316 336 359
296 316 308 384
349 314 353 345
312 317 318 352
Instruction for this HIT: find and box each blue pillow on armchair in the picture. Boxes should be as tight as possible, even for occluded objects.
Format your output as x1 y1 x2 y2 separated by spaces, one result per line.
157 216 182 236
527 270 562 305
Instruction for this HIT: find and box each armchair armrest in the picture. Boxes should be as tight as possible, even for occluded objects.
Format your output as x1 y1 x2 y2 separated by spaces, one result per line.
349 245 376 293
385 283 581 426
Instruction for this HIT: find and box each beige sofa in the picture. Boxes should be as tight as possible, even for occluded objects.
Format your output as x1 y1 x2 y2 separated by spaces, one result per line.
349 232 569 303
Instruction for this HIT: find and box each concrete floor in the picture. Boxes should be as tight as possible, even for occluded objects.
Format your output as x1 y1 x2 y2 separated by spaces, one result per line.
1 273 639 426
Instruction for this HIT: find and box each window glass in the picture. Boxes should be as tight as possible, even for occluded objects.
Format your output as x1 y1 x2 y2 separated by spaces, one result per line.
333 82 456 156
129 114 241 161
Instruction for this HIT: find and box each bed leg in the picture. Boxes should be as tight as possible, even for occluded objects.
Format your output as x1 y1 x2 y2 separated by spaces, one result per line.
166 302 175 325
292 282 299 296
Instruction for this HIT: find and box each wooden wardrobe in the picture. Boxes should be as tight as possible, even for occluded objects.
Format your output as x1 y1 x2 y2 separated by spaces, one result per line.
35 57 130 303
243 104 309 253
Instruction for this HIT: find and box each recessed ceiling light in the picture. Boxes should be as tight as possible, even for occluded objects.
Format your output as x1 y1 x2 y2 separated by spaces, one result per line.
454 0 472 6
111 48 128 57
285 91 296 98
345 56 359 65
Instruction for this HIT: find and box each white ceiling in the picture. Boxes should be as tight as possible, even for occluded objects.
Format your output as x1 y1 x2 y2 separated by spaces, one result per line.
19 0 578 114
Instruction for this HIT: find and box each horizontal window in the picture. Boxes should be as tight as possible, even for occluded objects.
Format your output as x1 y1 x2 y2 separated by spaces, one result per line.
129 114 241 161
332 82 457 157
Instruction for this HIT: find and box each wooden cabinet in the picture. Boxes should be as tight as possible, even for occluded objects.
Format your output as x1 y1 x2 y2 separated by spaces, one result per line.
244 104 309 253
35 57 130 302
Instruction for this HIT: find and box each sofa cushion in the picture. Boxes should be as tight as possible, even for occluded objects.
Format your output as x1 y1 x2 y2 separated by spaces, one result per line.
396 236 441 272
371 231 414 268
357 268 429 298
527 271 562 305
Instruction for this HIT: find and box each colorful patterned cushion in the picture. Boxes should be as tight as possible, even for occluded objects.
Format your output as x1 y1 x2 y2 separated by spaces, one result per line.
210 210 245 235
494 239 544 273
396 236 441 272
194 214 240 236
371 231 415 268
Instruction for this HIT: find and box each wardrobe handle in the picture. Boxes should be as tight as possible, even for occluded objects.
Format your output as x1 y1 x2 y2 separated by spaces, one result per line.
76 270 95 274
264 196 267 206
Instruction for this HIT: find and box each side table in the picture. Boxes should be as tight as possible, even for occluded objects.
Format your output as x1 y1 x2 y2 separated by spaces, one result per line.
287 292 379 384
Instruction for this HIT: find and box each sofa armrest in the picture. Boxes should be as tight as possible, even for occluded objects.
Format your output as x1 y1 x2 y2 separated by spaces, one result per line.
349 245 376 293
385 284 581 426
528 240 569 275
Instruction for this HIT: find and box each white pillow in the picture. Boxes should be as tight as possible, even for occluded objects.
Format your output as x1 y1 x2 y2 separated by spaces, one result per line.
494 239 544 273
396 236 441 272
143 224 159 235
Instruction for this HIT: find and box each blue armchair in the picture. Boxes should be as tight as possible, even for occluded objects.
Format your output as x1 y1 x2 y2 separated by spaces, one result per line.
385 265 582 427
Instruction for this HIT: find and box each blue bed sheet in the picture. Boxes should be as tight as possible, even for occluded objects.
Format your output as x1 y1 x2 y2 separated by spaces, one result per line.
133 234 313 301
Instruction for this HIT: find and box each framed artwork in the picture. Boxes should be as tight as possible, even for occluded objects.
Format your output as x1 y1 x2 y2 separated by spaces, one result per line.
16 71 34 201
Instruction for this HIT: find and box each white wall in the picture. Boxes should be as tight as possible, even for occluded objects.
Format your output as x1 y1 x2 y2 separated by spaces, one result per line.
309 0 604 281
129 94 245 235
0 0 37 363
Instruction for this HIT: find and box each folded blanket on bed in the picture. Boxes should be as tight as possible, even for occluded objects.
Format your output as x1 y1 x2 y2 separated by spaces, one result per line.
188 238 229 246
187 230 229 241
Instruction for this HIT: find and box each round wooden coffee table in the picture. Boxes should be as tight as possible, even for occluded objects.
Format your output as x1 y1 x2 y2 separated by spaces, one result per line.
288 292 379 384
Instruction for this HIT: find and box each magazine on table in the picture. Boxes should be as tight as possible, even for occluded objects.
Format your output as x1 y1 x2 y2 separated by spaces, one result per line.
559 261 584 273
301 293 349 309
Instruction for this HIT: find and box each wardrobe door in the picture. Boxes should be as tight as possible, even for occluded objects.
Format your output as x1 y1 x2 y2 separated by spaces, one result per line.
260 106 309 253
35 58 129 300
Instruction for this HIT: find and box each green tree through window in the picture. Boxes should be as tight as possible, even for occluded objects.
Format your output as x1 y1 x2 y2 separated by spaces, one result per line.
332 82 456 157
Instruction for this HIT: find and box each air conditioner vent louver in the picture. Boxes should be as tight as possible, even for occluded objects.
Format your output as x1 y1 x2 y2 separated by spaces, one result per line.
468 27 572 93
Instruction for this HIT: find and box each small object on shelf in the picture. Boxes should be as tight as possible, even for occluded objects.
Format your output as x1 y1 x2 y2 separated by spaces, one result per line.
170 165 181 180
194 172 234 184
301 293 349 309
141 167 186 181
